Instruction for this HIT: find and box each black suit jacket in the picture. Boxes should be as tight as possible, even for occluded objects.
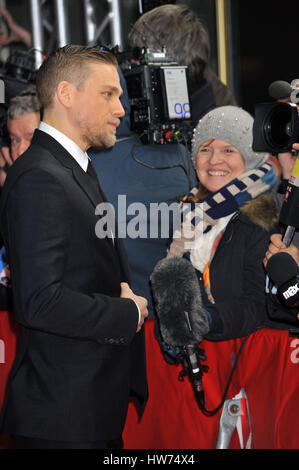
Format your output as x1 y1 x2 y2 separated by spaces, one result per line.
0 129 147 442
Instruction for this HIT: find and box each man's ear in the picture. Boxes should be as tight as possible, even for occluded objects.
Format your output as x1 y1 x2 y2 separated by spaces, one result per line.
56 80 75 108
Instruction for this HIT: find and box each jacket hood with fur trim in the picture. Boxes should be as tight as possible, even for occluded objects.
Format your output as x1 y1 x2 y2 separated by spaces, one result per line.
239 192 278 232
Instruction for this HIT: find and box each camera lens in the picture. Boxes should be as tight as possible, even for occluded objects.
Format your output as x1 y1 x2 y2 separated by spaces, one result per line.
253 102 299 153
264 104 296 150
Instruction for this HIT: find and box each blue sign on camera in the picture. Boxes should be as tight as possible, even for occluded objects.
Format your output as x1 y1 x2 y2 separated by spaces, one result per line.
174 102 190 119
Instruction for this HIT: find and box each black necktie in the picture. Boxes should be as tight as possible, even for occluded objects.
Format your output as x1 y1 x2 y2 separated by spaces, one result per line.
86 160 99 183
87 160 115 245
86 160 102 195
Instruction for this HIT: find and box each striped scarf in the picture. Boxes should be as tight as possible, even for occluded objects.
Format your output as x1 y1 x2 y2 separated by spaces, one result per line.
167 162 277 290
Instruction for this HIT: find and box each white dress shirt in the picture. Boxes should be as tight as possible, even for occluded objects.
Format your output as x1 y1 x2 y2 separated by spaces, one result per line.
39 121 90 171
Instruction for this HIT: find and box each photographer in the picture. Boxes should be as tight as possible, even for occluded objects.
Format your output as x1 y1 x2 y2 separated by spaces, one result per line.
0 86 40 449
263 141 299 325
266 140 299 258
0 85 41 186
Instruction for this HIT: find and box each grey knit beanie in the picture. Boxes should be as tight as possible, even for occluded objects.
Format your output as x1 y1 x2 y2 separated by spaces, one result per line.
191 105 268 170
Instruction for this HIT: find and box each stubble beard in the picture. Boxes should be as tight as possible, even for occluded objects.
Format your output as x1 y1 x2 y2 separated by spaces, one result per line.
78 116 117 150
85 130 116 149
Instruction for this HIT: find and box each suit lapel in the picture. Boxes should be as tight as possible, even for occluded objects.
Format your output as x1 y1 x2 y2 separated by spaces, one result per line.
71 164 104 209
35 130 118 249
33 129 103 208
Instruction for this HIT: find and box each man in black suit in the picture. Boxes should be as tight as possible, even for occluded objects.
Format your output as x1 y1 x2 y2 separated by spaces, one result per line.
0 45 148 449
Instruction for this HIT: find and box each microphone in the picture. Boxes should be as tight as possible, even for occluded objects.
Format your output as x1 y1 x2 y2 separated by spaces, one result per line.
150 256 210 390
268 80 292 101
267 252 299 307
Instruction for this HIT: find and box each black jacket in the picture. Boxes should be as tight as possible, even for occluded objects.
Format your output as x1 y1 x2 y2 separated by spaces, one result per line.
203 193 293 340
0 130 147 442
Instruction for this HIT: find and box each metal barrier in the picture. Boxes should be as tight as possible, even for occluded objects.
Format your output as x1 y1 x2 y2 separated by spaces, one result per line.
29 0 123 69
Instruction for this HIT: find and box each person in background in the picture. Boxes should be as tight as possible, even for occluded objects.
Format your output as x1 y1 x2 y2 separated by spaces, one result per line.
0 85 41 186
265 141 299 256
7 85 41 161
128 3 237 125
263 142 299 324
0 7 34 187
0 85 39 449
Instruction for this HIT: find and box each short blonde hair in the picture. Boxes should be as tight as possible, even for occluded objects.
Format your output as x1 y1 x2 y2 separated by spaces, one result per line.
36 45 117 110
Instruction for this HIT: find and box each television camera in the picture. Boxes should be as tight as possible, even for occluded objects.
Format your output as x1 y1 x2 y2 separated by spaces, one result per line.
112 45 194 146
252 79 299 154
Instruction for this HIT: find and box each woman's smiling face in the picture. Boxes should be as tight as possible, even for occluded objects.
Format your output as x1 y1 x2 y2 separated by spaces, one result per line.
195 139 246 193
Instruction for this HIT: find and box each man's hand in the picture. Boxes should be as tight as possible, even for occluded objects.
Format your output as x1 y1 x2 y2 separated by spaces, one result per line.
120 282 148 332
264 233 299 267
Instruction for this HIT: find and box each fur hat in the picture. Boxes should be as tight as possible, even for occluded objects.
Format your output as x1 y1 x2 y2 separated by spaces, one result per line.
191 105 269 170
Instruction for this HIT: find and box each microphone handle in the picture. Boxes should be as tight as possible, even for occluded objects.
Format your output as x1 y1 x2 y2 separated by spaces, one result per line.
185 344 203 390
279 153 299 236
282 225 295 247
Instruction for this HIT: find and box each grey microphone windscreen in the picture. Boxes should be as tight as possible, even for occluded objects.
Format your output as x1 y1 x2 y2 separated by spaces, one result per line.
150 256 210 346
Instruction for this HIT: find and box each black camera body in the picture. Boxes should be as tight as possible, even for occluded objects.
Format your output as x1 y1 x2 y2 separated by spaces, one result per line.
115 46 194 146
252 79 299 154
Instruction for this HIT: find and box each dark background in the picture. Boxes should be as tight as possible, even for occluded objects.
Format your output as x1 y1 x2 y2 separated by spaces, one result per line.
230 0 299 113
3 0 299 115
